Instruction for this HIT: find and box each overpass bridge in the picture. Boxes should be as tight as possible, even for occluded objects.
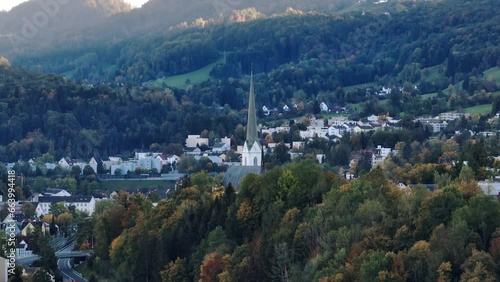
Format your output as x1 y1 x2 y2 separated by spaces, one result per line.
16 251 91 266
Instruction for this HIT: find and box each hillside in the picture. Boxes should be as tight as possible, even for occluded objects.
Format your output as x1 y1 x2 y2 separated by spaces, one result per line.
8 0 498 90
0 0 498 163
0 0 132 53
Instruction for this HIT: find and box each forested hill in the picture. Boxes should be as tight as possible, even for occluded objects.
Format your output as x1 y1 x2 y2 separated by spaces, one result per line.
82 164 500 281
0 64 251 162
0 0 131 43
0 0 393 57
7 0 499 90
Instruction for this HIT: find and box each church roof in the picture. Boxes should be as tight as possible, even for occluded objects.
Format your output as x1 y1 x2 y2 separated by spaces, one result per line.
246 71 259 150
221 166 262 189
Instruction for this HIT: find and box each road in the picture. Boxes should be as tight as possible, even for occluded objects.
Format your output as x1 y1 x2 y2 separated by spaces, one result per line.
58 258 88 282
17 239 90 281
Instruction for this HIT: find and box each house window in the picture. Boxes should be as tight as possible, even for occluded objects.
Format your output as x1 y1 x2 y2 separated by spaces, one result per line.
253 157 258 166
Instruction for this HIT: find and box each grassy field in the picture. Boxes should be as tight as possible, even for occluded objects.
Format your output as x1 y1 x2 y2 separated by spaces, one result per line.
420 92 437 99
76 263 112 282
422 64 445 81
463 104 492 115
146 57 224 89
99 180 174 191
343 82 378 92
484 67 500 82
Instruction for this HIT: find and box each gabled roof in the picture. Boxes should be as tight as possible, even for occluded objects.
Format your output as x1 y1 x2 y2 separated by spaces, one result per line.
222 166 262 188
46 188 66 194
37 196 93 203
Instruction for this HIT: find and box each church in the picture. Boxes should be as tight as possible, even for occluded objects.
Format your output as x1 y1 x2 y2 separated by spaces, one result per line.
222 72 263 188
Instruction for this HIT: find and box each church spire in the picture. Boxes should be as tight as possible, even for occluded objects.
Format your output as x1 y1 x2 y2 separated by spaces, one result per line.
245 70 258 149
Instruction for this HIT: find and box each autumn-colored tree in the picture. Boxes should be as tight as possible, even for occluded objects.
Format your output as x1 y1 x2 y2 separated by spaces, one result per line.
437 261 452 282
200 253 225 282
0 56 10 67
57 212 74 236
160 257 189 282
460 249 497 282
21 202 36 218
405 241 432 282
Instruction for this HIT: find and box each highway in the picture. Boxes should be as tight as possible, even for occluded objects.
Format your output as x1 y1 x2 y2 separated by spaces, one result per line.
58 258 88 282
16 239 90 281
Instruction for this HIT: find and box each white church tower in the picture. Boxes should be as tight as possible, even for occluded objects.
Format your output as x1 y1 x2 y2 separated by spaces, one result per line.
242 71 262 167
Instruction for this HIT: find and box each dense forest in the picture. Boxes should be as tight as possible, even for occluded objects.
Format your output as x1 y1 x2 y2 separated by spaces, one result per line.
0 63 498 164
75 163 500 281
0 0 499 163
11 0 499 89
0 64 253 162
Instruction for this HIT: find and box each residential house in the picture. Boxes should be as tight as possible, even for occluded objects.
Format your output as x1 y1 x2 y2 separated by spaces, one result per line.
353 125 373 133
378 87 391 96
16 240 32 258
220 137 231 147
417 118 448 133
44 189 71 197
185 135 209 148
21 222 35 236
213 142 230 153
316 154 325 164
103 157 122 170
372 145 392 167
0 213 22 235
89 157 99 173
328 125 347 137
262 106 270 116
300 126 329 140
320 102 329 112
154 154 179 172
35 196 96 217
292 142 305 150
367 115 379 122
439 112 467 121
184 147 202 156
135 150 161 160
57 158 87 173
328 116 349 126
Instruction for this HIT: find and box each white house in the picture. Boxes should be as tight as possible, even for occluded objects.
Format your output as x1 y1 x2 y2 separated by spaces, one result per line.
213 142 230 153
328 116 349 126
89 157 99 173
16 240 33 258
300 126 329 140
57 158 87 173
262 106 270 116
58 158 72 169
320 102 329 112
101 157 121 171
44 189 71 197
35 196 96 217
372 145 392 167
367 115 379 122
45 163 57 170
135 150 161 160
220 137 231 147
328 125 347 137
439 112 467 121
155 155 179 168
378 87 391 96
292 142 305 150
185 135 209 148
